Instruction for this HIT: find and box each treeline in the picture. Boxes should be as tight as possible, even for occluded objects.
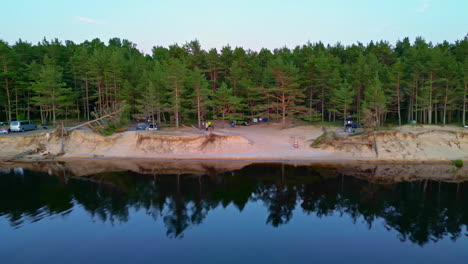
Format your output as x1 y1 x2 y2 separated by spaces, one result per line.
0 37 467 126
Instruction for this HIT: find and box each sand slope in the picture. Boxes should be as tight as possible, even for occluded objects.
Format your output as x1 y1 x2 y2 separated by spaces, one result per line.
315 126 468 161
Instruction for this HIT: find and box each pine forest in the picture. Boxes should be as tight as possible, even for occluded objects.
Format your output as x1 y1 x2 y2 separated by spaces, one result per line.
0 37 467 127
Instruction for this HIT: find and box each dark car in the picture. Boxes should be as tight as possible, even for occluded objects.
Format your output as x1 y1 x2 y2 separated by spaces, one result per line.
234 120 249 126
136 123 149 130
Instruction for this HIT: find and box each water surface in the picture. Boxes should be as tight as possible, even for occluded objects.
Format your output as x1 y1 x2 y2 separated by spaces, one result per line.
1 162 467 263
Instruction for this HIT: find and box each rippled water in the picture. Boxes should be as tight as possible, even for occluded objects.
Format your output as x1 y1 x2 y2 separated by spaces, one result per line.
1 161 467 263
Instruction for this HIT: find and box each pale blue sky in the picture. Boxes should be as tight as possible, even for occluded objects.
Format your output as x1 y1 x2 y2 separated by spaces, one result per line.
1 0 466 53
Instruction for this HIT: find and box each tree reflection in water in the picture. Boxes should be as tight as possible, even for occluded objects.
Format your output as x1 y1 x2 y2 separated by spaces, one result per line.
0 163 467 245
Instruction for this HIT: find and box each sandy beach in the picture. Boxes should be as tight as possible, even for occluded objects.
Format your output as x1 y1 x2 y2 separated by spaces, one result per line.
0 123 467 163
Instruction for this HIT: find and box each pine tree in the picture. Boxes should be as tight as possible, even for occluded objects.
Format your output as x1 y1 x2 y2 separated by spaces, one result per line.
0 40 15 121
137 61 165 126
266 58 305 126
242 78 265 117
362 74 386 127
166 58 186 128
187 68 211 128
463 58 468 126
212 83 243 126
69 46 90 120
30 55 72 125
330 80 355 123
314 51 341 121
391 59 405 125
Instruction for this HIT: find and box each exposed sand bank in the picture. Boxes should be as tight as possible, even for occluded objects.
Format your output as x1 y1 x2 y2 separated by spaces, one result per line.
0 124 466 162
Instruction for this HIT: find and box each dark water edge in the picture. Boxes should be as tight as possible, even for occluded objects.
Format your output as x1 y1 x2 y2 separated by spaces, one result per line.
1 161 468 263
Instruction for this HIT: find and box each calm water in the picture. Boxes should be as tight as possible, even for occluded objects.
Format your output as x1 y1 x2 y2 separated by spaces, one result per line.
1 162 468 263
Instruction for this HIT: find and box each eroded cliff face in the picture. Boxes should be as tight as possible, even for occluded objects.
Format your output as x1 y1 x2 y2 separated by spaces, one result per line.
315 129 468 160
0 128 466 161
0 130 255 158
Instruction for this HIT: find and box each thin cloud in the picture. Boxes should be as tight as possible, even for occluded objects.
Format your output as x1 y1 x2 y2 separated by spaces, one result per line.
416 0 430 13
76 16 106 24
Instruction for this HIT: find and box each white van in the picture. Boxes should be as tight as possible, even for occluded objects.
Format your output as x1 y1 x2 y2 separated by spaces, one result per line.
10 120 37 132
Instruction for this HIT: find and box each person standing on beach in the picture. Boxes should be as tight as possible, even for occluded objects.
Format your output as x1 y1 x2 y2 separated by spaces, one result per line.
207 121 213 131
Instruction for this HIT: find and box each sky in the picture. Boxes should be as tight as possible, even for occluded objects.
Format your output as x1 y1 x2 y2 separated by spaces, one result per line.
0 0 467 54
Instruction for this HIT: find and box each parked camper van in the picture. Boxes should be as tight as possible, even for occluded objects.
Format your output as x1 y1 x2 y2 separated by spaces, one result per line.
10 120 37 132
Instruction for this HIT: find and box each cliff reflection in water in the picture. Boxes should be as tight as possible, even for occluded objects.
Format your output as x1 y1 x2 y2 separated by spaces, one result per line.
1 162 468 245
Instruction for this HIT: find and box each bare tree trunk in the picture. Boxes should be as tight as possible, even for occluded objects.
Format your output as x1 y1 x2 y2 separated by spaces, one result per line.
428 72 433 124
443 79 448 125
343 103 347 126
2 56 12 121
463 80 467 126
15 86 18 119
76 100 80 121
415 80 418 123
97 76 102 115
85 76 90 120
40 105 44 125
396 74 401 126
356 85 361 121
308 85 313 120
197 91 201 128
282 104 286 126
408 83 413 122
113 78 118 111
281 91 286 127
321 83 325 122
157 95 162 124
175 81 180 128
27 91 30 120
4 80 11 121
210 68 217 114
52 103 56 126
222 112 225 128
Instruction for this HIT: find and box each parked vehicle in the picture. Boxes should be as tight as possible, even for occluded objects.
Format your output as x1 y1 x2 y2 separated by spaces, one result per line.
136 123 149 130
0 121 8 126
0 128 9 134
146 123 159 131
253 117 268 123
10 120 37 132
233 120 250 126
344 117 353 125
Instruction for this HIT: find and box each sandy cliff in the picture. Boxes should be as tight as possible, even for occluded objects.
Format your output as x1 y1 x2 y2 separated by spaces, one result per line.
0 125 466 162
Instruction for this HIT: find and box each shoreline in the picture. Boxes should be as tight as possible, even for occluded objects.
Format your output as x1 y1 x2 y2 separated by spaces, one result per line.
11 154 467 164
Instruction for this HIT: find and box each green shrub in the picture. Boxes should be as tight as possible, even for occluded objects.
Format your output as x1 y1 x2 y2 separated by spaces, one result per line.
453 159 464 168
